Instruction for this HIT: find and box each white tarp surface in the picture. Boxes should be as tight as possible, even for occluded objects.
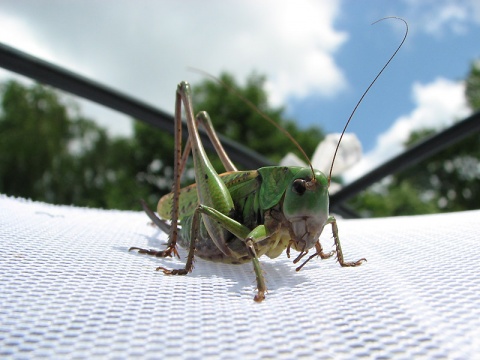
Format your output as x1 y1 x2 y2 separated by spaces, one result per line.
1 194 480 359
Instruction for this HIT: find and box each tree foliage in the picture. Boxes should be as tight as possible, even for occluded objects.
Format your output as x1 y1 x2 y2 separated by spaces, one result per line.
0 73 324 210
466 59 480 111
192 73 322 165
0 80 146 209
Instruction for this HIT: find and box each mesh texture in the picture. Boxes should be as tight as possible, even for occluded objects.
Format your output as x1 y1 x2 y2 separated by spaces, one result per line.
1 194 480 359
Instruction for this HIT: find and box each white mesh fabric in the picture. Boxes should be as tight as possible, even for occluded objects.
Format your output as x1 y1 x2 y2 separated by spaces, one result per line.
1 194 480 359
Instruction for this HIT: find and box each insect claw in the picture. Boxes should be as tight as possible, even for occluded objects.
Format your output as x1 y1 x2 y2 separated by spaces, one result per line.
320 250 336 260
339 257 367 267
154 245 180 258
129 247 160 255
172 246 181 259
156 266 189 275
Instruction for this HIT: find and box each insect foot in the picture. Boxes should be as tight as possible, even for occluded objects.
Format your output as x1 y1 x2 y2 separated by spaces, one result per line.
315 241 336 260
156 266 189 275
128 245 180 258
339 258 367 267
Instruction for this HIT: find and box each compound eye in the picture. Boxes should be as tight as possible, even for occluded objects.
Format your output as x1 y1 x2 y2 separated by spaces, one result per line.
292 179 307 195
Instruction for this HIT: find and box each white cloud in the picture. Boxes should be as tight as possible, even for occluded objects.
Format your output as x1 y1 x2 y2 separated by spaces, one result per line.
343 77 472 182
0 0 347 135
403 0 480 36
0 14 55 62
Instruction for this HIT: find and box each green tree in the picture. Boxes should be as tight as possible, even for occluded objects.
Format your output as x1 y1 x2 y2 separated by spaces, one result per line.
0 80 144 209
466 59 480 110
0 73 325 210
130 121 176 206
0 80 70 199
192 72 323 166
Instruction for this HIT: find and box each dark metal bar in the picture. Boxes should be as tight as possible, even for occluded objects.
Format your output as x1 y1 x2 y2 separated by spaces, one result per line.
330 111 480 213
0 42 272 169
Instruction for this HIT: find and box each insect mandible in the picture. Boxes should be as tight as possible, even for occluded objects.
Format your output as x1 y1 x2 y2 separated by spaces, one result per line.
130 17 408 301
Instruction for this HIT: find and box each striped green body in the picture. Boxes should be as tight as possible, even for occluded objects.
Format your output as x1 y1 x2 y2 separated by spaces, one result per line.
157 166 325 263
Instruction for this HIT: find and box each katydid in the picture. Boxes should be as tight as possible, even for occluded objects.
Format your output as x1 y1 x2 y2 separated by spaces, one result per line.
130 17 408 302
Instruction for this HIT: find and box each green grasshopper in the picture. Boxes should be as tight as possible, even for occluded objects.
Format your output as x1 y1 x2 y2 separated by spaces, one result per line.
130 17 407 302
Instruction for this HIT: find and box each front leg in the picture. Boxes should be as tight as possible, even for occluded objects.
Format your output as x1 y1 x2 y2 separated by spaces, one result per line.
155 204 269 301
246 237 266 302
199 204 269 302
328 215 366 267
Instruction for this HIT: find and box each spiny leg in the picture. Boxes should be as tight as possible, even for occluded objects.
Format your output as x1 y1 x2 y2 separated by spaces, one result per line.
131 111 239 259
246 238 267 302
178 82 236 258
162 85 186 259
328 216 366 267
146 110 237 256
129 86 189 259
133 83 240 266
195 204 269 302
133 106 238 259
156 208 200 275
143 80 241 273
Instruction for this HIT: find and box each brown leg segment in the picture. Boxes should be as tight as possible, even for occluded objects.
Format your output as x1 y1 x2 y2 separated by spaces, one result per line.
328 216 366 267
156 207 199 275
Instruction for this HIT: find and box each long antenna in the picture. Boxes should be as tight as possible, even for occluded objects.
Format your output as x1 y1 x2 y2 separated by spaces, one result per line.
188 67 316 180
328 17 408 186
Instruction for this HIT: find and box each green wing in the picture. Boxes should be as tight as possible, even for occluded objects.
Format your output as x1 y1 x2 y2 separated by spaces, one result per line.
157 170 259 220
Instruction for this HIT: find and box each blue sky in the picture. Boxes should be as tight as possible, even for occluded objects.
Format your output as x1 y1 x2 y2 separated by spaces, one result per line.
0 0 478 181
308 1 478 147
